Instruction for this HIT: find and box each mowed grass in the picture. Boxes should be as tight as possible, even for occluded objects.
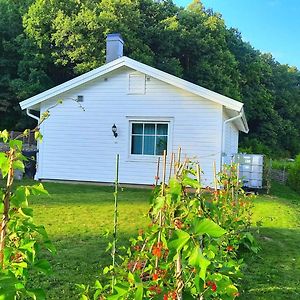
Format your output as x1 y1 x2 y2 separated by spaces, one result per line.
240 183 300 299
25 182 151 299
11 180 300 299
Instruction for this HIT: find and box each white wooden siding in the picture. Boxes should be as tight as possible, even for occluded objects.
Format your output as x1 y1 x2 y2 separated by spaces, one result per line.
38 67 223 186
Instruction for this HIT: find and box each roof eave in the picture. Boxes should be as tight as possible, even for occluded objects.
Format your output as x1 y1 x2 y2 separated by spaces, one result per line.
19 57 128 110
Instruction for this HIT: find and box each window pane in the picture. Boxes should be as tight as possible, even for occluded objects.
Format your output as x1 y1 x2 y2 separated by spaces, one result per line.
144 123 155 134
157 124 168 135
132 123 143 134
156 136 167 155
144 136 155 155
131 135 143 154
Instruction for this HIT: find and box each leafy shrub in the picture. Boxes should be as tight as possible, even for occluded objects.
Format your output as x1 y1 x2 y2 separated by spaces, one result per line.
271 159 294 171
79 161 258 299
287 154 300 193
0 130 55 299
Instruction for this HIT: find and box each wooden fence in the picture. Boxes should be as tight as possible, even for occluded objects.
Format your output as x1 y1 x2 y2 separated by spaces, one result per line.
0 131 37 151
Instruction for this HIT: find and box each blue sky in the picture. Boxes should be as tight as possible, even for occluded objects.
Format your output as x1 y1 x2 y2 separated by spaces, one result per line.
174 0 300 68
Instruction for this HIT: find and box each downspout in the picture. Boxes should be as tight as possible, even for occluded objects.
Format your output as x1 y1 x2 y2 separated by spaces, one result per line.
221 110 243 166
26 108 40 122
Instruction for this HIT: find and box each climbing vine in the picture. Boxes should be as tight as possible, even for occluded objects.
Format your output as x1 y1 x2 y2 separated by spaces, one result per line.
0 126 55 299
79 153 258 299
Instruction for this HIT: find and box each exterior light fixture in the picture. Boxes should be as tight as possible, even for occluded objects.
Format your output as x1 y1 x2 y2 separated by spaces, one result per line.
112 124 118 138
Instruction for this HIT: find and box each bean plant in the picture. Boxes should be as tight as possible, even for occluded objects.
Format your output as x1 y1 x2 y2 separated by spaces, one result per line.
0 129 55 299
79 159 258 299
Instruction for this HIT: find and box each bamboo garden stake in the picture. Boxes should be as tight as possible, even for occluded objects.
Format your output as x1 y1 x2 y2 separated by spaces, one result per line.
111 154 119 293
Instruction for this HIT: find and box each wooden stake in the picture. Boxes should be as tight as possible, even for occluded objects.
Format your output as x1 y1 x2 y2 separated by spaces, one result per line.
196 164 201 194
213 160 217 191
155 157 160 186
161 150 167 195
175 147 181 175
155 151 167 270
169 152 174 182
175 252 184 299
111 154 119 293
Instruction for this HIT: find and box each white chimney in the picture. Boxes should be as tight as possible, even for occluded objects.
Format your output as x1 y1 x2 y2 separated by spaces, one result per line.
106 33 124 63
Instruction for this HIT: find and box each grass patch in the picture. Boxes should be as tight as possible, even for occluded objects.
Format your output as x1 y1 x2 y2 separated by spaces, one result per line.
7 179 300 299
240 182 300 299
25 181 151 299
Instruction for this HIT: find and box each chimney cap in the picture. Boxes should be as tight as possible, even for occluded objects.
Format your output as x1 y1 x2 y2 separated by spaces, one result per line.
106 33 124 43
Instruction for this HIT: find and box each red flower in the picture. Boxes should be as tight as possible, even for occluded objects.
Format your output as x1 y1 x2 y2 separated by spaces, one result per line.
211 283 217 292
174 219 183 229
148 285 162 294
152 242 163 258
163 291 177 300
227 245 234 251
207 281 217 292
152 273 159 281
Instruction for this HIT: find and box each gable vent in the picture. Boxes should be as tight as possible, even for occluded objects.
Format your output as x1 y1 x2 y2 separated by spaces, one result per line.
128 73 146 94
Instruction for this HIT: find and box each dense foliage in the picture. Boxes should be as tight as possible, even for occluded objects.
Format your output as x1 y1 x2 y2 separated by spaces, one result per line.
287 154 300 193
0 129 55 299
1 0 300 157
78 161 258 299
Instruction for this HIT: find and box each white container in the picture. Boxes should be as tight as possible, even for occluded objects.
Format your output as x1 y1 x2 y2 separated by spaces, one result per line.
234 154 264 189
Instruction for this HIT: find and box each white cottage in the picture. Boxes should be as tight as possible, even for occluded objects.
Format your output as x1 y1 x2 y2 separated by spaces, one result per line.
20 34 248 186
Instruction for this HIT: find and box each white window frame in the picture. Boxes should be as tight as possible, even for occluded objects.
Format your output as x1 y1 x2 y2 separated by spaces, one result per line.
127 117 173 161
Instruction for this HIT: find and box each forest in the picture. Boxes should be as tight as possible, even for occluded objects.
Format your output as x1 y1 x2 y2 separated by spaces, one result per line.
1 0 300 157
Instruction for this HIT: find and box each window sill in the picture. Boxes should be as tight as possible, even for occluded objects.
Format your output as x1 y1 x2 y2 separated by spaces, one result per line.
126 155 164 163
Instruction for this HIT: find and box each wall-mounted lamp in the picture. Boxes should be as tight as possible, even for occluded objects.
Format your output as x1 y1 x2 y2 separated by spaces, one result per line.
112 124 118 138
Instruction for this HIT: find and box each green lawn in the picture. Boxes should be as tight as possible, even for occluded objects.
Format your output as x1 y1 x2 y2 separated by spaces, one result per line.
240 184 300 299
21 181 300 299
26 182 152 298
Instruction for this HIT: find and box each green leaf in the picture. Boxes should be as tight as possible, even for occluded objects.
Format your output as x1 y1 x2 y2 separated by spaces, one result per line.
34 131 43 141
134 284 143 300
168 178 181 195
182 292 195 300
26 289 46 300
34 259 52 275
188 247 211 281
44 240 56 254
107 283 128 300
31 184 49 196
199 252 211 281
225 284 239 296
12 160 24 172
188 246 201 267
182 176 201 189
0 130 9 143
19 241 36 253
11 186 29 207
168 230 190 252
9 140 23 151
192 218 226 238
19 207 33 217
0 152 9 178
94 280 102 289
152 196 165 215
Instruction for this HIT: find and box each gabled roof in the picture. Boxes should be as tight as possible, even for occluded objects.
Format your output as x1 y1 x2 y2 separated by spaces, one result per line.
19 56 248 132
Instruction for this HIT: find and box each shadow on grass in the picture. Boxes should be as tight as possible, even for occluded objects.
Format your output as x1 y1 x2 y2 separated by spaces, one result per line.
240 227 300 300
28 233 136 300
